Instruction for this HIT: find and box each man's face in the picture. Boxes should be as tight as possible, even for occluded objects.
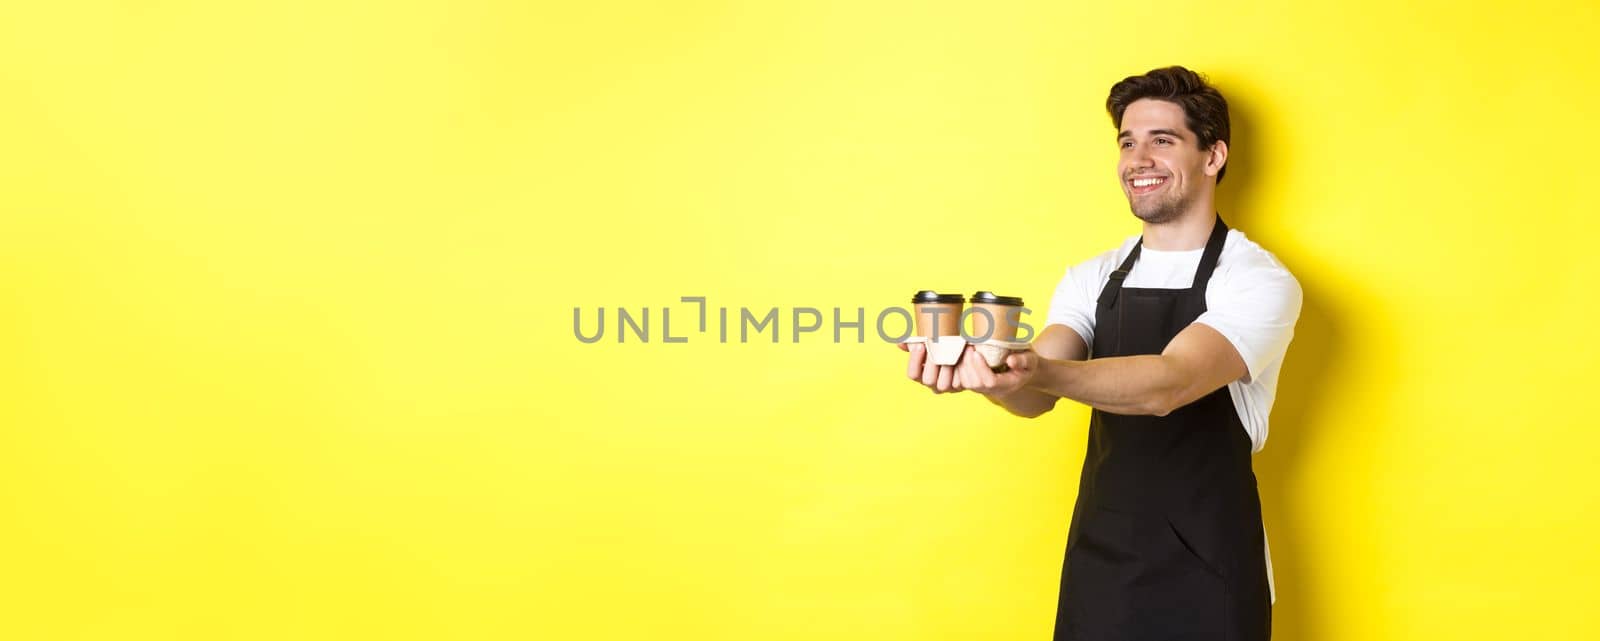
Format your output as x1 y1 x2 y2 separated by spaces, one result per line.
1116 98 1217 224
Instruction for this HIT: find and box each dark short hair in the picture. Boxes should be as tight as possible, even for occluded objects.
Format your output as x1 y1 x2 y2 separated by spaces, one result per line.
1106 66 1231 183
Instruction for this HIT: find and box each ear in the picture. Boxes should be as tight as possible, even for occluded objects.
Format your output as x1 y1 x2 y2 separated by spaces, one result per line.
1205 140 1229 179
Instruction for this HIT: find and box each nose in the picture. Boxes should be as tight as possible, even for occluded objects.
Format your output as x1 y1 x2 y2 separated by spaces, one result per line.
1127 145 1156 171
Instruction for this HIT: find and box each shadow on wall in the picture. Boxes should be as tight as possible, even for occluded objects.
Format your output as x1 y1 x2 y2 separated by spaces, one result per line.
1216 82 1347 641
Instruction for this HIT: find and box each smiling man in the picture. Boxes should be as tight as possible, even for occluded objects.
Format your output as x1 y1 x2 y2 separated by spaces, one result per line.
902 66 1301 640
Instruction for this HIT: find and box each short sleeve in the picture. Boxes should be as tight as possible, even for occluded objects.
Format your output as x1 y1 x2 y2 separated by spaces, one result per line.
1193 255 1303 384
1046 260 1105 350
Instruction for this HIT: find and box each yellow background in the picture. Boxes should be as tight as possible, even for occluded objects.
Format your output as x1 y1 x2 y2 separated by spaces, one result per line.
2 1 1597 639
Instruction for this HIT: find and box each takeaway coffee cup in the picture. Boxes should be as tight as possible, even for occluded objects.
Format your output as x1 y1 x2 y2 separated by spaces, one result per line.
968 291 1024 342
912 291 965 339
969 291 1027 371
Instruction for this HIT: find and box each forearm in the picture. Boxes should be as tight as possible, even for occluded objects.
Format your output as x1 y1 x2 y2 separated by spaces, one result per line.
983 385 1059 418
1027 354 1182 416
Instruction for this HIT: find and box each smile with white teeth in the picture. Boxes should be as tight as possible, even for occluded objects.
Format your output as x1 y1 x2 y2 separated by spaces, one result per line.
1131 177 1166 188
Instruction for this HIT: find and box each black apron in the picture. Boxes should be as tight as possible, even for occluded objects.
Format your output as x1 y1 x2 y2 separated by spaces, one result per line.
1052 215 1271 641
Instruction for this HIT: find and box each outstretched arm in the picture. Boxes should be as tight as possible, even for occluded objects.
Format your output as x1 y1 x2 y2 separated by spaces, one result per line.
957 322 1246 416
974 324 1086 418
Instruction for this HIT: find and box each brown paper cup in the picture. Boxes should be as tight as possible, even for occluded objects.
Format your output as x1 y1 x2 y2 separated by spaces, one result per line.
911 291 965 339
967 292 1024 342
969 303 1021 342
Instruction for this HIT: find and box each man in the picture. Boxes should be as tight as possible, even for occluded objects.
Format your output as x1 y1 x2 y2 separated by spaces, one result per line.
902 66 1301 640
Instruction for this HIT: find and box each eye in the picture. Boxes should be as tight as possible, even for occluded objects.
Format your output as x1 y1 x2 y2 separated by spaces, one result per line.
1120 140 1133 149
1155 137 1172 146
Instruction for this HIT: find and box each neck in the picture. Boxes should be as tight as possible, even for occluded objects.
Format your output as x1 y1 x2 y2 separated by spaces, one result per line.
1141 199 1218 251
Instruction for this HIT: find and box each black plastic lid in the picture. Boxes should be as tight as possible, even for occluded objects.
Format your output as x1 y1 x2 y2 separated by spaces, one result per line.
911 290 965 304
971 291 1024 306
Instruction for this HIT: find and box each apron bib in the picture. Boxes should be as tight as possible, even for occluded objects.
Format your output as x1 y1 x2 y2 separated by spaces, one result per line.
1053 215 1272 641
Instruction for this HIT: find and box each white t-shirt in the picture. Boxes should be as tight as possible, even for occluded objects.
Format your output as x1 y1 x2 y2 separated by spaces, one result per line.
1045 228 1302 453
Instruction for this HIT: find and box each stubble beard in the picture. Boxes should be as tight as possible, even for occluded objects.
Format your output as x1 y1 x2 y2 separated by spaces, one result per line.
1128 187 1191 225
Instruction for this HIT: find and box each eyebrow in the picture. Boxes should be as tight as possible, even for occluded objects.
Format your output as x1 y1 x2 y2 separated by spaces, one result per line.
1117 128 1188 141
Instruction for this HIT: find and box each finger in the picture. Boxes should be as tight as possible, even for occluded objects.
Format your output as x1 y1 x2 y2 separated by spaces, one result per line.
975 357 997 389
906 343 926 380
1004 352 1036 385
962 346 999 387
936 364 954 392
957 346 983 390
957 357 979 391
896 341 909 352
920 350 940 387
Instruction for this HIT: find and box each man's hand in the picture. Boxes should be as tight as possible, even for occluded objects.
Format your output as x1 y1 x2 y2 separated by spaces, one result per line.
899 341 964 393
954 345 1040 397
897 325 1083 418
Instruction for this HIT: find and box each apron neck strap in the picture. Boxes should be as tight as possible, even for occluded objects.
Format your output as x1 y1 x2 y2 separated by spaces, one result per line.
1095 213 1230 306
1191 213 1230 292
